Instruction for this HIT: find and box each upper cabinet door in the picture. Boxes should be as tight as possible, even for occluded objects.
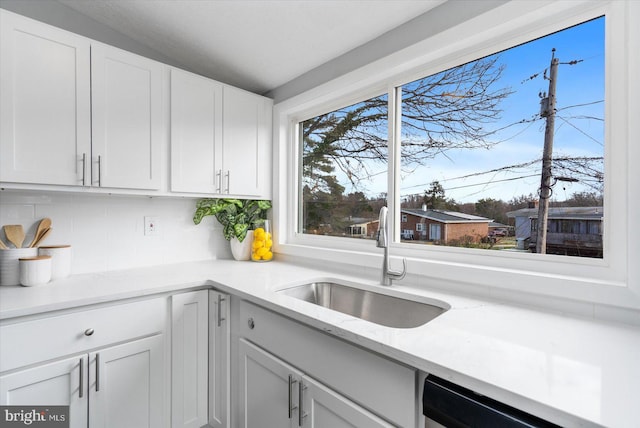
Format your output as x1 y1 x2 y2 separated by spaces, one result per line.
222 86 272 198
91 43 162 190
170 68 223 194
0 10 91 186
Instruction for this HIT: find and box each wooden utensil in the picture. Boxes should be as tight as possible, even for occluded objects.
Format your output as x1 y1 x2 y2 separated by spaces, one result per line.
0 238 8 250
32 227 52 248
4 225 25 248
29 218 52 248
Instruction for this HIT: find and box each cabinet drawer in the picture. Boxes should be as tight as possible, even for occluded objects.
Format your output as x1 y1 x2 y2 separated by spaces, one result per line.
239 300 416 428
0 297 166 372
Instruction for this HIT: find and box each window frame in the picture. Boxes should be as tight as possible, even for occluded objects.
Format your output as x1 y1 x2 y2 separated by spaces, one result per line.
273 0 640 315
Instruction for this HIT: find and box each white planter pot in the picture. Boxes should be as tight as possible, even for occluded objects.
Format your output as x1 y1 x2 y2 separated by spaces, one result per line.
230 230 253 261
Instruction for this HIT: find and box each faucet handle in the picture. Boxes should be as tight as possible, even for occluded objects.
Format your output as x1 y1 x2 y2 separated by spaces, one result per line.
389 258 407 281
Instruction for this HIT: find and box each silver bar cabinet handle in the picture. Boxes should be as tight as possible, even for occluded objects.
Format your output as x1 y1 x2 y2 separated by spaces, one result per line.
95 353 100 391
298 380 307 426
288 375 298 419
216 170 222 193
217 295 226 327
224 171 230 194
79 358 84 398
81 153 87 186
97 155 102 187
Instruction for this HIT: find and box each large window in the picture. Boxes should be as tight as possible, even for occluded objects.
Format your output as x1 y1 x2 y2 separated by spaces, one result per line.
299 17 604 258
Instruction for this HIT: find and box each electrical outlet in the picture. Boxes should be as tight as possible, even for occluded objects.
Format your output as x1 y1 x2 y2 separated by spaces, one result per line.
144 216 159 236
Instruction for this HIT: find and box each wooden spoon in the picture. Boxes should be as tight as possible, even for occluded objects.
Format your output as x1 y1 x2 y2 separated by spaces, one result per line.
4 225 25 248
32 227 52 248
29 218 52 248
0 238 8 250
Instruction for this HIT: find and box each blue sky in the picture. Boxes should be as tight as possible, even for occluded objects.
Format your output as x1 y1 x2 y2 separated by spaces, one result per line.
398 16 605 204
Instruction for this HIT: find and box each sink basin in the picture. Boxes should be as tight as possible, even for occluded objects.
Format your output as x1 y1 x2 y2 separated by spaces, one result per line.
277 281 447 328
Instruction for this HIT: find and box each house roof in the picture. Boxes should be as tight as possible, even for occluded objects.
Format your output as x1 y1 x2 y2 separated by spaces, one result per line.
489 221 510 228
402 209 491 224
506 206 603 220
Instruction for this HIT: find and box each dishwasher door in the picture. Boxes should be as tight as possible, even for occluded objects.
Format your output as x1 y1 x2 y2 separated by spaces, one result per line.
422 375 561 428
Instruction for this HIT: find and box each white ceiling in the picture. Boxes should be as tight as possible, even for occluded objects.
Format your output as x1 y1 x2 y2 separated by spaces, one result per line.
56 0 443 94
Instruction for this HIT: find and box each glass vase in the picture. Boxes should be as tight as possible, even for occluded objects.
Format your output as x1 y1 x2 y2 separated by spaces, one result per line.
251 220 273 262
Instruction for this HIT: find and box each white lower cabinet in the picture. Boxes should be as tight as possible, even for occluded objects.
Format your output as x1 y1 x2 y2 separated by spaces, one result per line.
235 299 415 427
0 297 167 428
302 374 393 428
239 338 392 428
170 289 230 428
171 290 210 428
0 334 164 428
88 335 164 428
209 291 231 428
0 354 88 428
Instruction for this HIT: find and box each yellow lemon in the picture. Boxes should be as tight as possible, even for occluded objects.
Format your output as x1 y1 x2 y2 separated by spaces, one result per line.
252 240 264 250
256 247 268 257
265 232 272 240
254 228 265 239
265 239 273 249
262 251 273 261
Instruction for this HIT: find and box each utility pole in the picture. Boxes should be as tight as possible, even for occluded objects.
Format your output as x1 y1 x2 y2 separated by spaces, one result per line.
536 49 559 254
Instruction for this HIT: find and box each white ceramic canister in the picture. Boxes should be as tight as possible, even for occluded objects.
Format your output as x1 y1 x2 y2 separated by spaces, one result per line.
0 247 38 286
19 255 52 286
38 245 72 280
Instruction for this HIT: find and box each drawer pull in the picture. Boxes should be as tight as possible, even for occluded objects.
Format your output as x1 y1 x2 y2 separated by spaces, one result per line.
79 357 84 398
84 328 94 336
247 317 255 330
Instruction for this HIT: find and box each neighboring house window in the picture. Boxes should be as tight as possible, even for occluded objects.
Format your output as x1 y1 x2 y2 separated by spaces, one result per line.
429 224 441 241
401 214 407 223
416 223 425 232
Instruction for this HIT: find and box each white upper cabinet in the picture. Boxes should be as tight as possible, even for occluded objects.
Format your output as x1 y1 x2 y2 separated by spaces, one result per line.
0 10 91 186
170 68 273 198
170 68 223 194
91 43 163 190
1 9 272 196
222 86 272 198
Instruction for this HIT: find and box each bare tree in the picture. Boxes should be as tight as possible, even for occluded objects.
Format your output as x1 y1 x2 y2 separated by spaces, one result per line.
302 55 514 192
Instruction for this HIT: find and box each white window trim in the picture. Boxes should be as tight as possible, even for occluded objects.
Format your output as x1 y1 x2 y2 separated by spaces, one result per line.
273 0 640 316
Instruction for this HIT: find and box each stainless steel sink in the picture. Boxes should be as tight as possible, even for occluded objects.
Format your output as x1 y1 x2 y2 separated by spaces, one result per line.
277 281 447 328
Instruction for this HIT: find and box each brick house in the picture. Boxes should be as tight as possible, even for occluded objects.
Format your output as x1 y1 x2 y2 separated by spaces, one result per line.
401 208 491 243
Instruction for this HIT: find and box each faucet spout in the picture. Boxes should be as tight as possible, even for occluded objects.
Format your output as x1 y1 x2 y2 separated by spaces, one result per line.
377 207 407 286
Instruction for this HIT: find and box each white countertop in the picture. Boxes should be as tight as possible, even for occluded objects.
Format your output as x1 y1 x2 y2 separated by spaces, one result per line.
1 259 638 427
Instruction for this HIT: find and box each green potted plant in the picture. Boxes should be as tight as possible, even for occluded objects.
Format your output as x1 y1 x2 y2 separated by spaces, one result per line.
193 198 271 260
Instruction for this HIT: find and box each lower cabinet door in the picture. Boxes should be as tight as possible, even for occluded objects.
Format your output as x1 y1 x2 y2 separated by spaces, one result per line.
0 354 88 428
88 334 164 428
301 375 394 428
238 338 301 428
238 338 394 428
172 290 209 428
209 291 230 428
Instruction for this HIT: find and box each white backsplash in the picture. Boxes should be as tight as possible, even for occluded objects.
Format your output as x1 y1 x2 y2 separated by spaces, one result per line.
0 191 231 274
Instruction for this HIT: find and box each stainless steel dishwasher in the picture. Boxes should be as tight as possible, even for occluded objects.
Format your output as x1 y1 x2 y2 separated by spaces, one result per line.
422 375 561 428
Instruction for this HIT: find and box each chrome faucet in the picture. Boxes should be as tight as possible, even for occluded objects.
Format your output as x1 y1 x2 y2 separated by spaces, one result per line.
376 206 407 286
